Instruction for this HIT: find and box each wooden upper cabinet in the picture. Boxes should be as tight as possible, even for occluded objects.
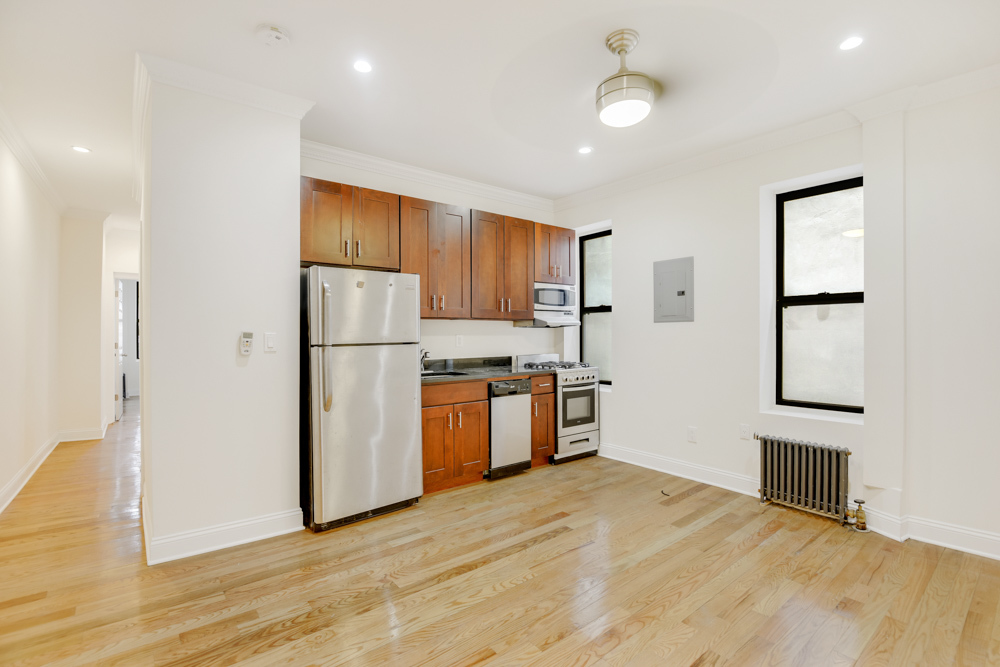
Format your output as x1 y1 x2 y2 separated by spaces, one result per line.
437 205 472 318
400 196 438 317
354 188 400 270
535 223 575 285
401 199 472 319
301 177 354 266
553 226 576 285
504 216 534 320
300 178 400 271
471 211 505 319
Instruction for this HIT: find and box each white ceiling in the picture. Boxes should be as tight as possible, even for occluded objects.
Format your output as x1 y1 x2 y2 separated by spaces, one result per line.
2 0 1000 218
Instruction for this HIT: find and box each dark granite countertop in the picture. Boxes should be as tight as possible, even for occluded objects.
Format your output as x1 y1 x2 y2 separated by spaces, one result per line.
419 356 555 385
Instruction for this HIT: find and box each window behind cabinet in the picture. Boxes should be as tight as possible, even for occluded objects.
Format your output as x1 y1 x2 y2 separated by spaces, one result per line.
580 230 612 384
776 177 864 412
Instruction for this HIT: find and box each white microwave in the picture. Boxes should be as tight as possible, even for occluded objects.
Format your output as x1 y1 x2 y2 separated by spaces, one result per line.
534 283 576 311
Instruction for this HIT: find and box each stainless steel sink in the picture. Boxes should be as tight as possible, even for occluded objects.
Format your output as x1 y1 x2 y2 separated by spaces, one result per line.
421 370 468 377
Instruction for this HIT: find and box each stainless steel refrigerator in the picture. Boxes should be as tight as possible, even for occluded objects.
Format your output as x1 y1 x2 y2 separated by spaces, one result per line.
302 266 422 532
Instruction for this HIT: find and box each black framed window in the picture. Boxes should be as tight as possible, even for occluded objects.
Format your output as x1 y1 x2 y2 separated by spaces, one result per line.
776 177 863 413
580 230 611 384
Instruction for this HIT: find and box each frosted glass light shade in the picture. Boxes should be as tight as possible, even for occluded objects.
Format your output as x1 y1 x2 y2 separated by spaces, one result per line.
596 70 654 128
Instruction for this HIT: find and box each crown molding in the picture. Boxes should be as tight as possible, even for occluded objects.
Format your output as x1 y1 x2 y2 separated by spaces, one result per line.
0 102 66 212
132 53 152 205
301 140 556 214
555 111 859 213
911 60 1000 111
846 87 919 124
136 53 316 120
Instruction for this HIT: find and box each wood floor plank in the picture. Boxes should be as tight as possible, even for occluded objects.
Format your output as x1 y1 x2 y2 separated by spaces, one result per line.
2 398 999 666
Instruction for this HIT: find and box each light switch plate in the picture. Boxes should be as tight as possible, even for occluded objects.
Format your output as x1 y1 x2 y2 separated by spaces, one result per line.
456 335 464 347
739 423 751 440
264 332 277 352
687 426 698 444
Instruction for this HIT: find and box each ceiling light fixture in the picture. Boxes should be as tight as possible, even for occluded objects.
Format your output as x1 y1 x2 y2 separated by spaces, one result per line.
596 29 655 128
354 60 372 73
842 228 865 237
72 146 91 153
578 146 593 154
840 36 863 50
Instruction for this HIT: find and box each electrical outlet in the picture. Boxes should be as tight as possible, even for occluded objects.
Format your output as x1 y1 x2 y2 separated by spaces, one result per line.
739 423 751 440
687 426 698 444
456 335 464 347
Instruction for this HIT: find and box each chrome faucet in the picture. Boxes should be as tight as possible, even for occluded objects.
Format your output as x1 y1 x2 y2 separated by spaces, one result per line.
420 349 430 371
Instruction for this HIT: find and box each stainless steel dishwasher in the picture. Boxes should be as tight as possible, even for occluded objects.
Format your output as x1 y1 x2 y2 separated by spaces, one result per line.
487 378 532 479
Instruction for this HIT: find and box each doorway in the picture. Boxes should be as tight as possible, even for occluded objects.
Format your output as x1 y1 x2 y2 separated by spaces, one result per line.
115 276 140 421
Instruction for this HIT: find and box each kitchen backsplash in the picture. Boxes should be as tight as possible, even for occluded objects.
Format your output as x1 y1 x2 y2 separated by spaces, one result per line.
419 319 565 361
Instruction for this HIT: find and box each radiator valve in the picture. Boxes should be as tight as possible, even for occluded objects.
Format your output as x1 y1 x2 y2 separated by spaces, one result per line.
852 499 870 532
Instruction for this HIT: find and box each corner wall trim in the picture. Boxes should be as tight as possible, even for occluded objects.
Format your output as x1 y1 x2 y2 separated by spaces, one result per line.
600 443 1000 561
598 443 758 498
146 509 304 565
0 435 60 516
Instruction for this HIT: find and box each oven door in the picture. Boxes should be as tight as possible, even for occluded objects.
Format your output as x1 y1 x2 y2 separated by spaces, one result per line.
557 382 599 438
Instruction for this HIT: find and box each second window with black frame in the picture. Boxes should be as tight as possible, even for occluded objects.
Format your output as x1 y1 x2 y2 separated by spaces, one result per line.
776 177 864 413
580 230 611 384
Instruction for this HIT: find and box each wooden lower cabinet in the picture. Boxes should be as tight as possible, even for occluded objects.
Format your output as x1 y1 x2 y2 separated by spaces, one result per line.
422 399 489 494
531 392 556 466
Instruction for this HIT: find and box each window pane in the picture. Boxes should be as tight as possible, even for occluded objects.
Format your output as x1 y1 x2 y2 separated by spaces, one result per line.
583 235 612 307
783 186 863 296
782 303 863 407
582 311 611 382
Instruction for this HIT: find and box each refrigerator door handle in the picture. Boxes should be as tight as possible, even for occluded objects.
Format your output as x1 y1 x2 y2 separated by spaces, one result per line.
323 348 333 412
322 281 332 344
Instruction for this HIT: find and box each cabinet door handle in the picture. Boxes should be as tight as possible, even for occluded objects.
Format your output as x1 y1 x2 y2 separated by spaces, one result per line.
345 240 350 257
557 265 561 277
500 299 504 313
507 298 511 312
356 240 361 257
431 295 437 310
534 402 538 417
538 383 551 387
458 411 462 428
440 295 444 309
448 412 452 430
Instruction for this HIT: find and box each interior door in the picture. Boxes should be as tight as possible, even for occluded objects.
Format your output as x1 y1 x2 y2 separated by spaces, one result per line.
115 280 124 421
301 177 354 266
503 216 534 320
471 210 505 319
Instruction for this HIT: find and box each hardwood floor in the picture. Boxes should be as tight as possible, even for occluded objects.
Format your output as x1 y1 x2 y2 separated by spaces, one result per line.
2 402 999 666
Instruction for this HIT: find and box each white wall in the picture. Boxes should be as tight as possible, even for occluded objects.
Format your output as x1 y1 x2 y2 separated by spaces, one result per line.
57 217 104 438
101 226 139 425
140 75 307 563
0 131 61 513
903 87 1000 538
301 153 568 362
121 279 140 397
556 83 1000 557
557 127 866 497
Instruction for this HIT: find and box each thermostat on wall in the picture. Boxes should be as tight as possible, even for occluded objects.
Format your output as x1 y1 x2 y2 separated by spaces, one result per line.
240 331 254 355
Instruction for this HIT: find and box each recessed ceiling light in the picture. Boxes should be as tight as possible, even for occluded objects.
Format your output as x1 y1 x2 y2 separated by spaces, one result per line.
354 60 372 73
842 228 864 237
578 147 593 154
840 36 863 50
72 146 91 153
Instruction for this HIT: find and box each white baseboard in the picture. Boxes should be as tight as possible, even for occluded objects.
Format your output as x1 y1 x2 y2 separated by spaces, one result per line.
599 442 1000 561
903 515 1000 562
146 509 304 565
58 426 107 442
0 434 60 515
599 443 758 498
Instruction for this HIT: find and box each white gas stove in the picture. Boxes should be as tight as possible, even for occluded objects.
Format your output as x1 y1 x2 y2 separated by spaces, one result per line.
517 354 600 462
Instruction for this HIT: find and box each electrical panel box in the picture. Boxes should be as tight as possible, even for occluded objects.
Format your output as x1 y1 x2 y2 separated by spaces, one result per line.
653 257 694 323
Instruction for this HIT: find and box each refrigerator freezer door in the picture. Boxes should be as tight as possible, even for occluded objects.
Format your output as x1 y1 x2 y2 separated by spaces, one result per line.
310 344 422 525
308 266 420 346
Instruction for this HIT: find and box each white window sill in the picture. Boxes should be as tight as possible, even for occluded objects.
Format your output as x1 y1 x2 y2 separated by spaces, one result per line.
599 385 612 393
761 406 863 425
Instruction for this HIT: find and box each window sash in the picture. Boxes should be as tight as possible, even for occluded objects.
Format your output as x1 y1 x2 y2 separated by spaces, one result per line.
580 229 611 385
776 177 864 413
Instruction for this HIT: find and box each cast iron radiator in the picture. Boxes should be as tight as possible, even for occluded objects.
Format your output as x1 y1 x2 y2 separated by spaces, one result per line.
757 434 851 524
